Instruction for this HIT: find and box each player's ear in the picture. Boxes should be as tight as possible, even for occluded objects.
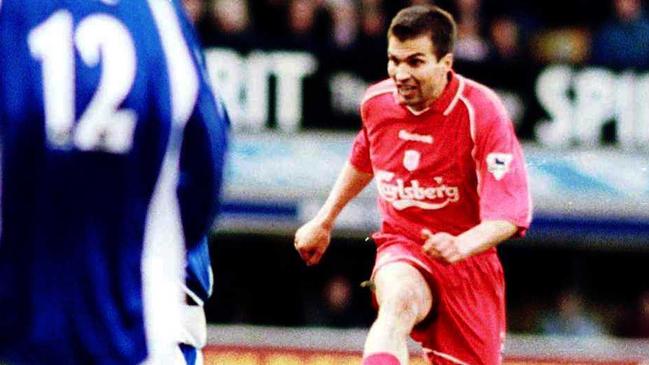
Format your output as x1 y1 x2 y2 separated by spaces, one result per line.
440 53 453 70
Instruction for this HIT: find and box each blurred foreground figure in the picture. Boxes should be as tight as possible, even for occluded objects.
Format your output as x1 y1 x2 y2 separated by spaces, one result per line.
0 0 228 364
174 2 231 364
295 5 531 365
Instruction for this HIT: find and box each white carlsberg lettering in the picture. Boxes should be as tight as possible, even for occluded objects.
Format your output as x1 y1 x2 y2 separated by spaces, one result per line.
375 171 460 210
398 130 433 144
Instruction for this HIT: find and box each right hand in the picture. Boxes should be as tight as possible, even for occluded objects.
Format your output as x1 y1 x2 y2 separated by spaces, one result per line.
294 219 332 266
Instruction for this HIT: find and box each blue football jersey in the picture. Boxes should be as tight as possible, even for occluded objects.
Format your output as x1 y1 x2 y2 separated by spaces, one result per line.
171 0 230 308
0 0 227 364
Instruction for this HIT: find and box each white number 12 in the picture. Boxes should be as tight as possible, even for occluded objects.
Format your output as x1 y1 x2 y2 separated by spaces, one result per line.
28 11 137 153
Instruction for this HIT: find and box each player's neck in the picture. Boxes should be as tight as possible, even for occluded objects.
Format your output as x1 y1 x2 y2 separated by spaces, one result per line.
406 105 430 115
416 73 450 113
430 73 450 104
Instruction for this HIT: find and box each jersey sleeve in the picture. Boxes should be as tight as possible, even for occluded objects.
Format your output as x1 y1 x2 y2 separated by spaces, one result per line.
475 95 532 236
174 0 229 249
349 128 373 174
177 83 229 249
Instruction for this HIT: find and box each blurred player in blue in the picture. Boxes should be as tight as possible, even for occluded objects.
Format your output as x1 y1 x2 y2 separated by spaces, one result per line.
0 0 228 364
171 0 230 364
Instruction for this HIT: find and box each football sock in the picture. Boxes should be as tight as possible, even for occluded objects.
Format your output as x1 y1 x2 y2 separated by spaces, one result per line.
361 352 401 365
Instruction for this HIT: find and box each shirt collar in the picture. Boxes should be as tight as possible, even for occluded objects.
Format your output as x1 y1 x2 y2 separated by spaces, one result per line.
428 70 460 114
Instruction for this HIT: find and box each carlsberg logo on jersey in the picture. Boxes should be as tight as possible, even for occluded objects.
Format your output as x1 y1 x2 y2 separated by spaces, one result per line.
376 171 460 210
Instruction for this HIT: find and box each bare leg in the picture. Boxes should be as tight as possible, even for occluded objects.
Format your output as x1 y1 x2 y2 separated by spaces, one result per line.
362 262 433 365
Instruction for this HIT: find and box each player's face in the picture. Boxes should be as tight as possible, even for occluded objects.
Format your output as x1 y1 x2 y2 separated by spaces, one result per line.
387 34 453 111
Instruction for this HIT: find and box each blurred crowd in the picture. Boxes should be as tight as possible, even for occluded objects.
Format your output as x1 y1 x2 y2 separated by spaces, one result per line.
311 276 649 338
530 288 649 338
208 234 649 339
183 0 649 81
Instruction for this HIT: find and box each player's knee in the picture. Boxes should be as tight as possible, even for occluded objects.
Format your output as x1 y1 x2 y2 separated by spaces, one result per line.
378 285 423 323
375 263 432 323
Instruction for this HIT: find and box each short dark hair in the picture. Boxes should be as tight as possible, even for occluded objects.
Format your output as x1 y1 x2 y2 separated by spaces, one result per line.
388 5 457 60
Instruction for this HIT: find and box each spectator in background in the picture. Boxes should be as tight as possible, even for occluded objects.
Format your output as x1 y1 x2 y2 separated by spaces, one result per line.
355 0 389 80
202 0 256 49
320 275 358 327
212 0 250 33
481 14 534 138
453 0 490 62
488 16 525 63
327 0 360 51
360 1 387 41
290 0 319 35
362 0 384 7
591 0 649 70
283 0 327 51
322 0 360 73
540 290 607 337
616 290 649 338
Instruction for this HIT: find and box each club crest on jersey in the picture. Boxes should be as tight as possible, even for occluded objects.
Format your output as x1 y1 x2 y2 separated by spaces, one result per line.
403 150 421 172
486 153 513 180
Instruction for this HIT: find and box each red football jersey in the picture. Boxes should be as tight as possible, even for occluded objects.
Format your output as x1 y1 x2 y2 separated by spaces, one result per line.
350 71 532 242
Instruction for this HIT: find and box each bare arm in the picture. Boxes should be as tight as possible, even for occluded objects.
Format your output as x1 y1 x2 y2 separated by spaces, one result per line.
422 220 517 264
311 162 374 229
294 162 373 265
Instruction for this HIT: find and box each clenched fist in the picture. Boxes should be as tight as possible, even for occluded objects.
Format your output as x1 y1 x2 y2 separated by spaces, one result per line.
294 219 332 266
421 228 469 264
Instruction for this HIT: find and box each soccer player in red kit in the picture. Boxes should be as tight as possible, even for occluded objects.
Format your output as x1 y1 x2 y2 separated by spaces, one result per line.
294 5 531 365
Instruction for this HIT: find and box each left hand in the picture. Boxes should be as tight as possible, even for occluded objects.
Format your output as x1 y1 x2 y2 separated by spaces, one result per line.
421 229 468 264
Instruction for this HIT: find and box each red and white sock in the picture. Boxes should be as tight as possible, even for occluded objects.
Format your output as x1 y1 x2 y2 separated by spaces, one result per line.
361 352 401 365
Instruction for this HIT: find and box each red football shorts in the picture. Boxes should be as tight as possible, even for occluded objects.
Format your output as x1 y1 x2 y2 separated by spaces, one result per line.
371 233 506 365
